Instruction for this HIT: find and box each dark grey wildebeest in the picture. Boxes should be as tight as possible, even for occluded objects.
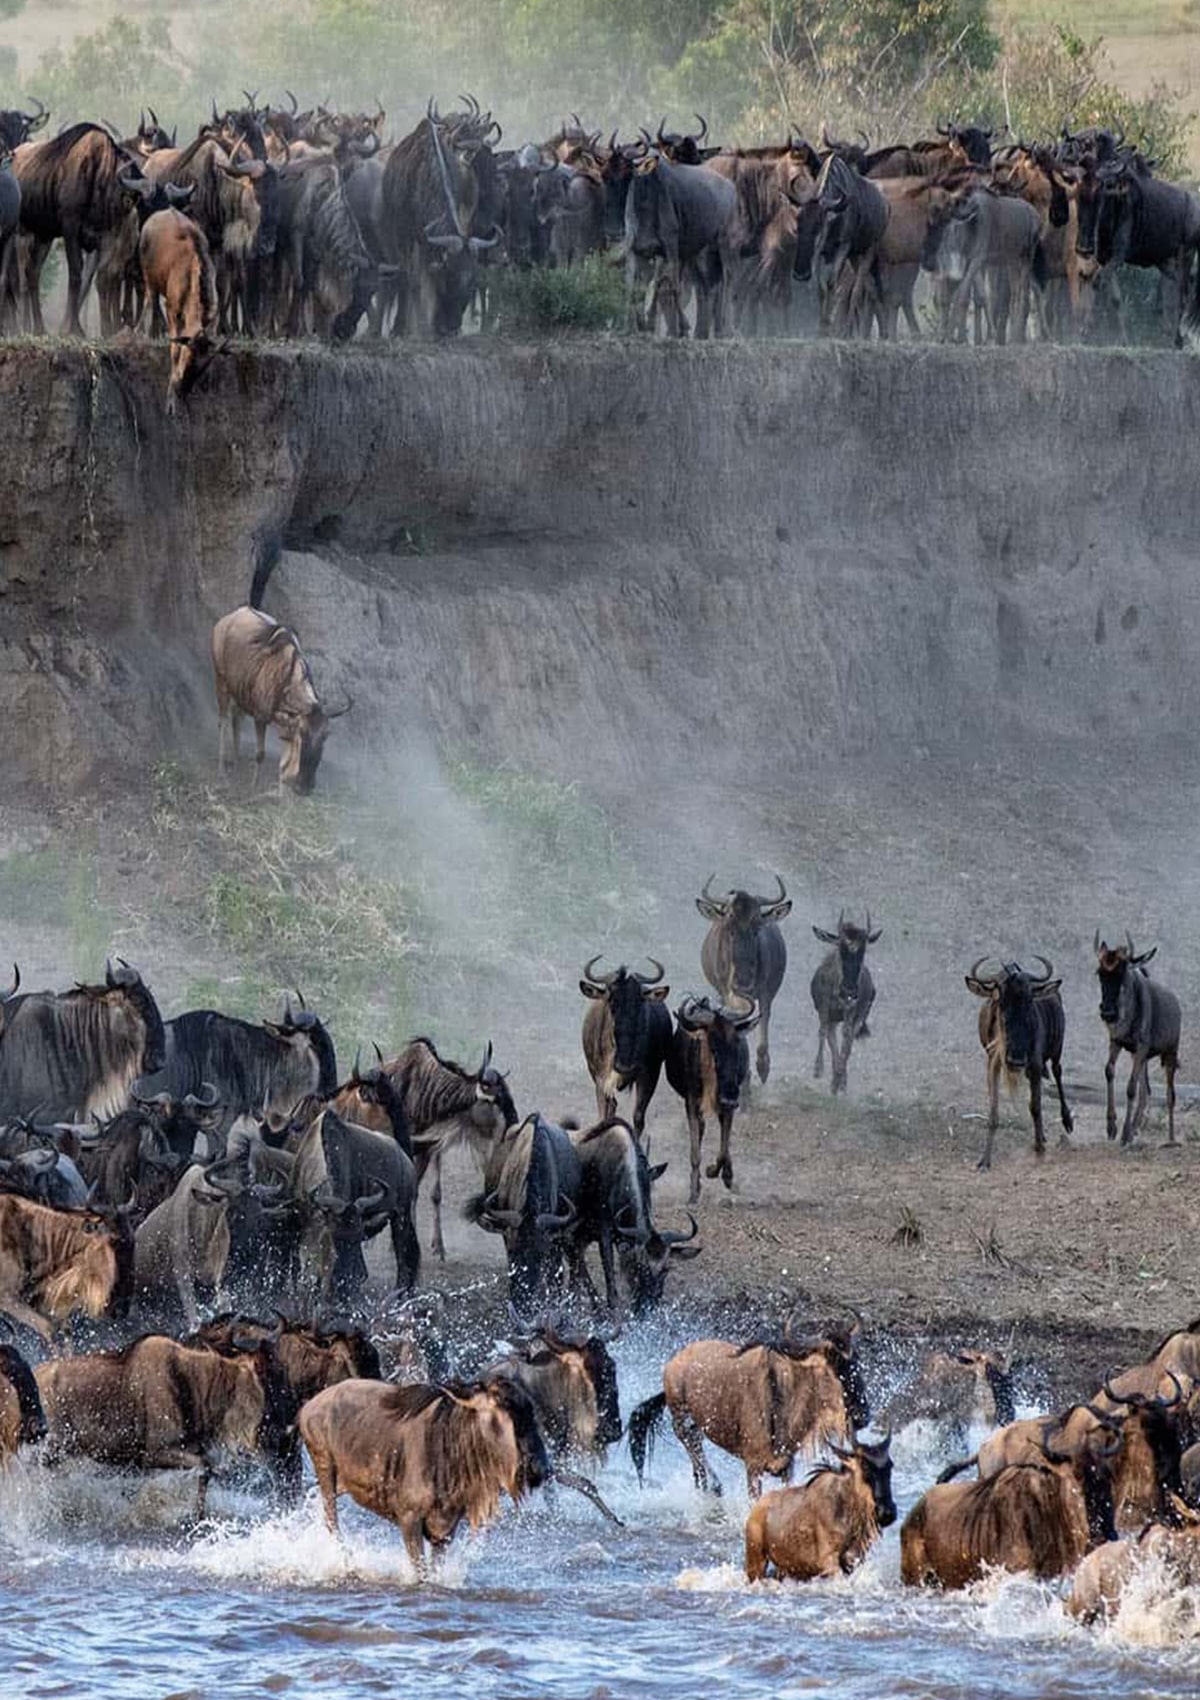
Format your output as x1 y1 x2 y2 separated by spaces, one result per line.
665 995 758 1202
803 153 889 335
624 149 736 337
964 956 1072 1171
0 150 20 333
0 961 166 1124
697 874 791 1090
1095 933 1182 1148
580 959 672 1138
810 914 881 1094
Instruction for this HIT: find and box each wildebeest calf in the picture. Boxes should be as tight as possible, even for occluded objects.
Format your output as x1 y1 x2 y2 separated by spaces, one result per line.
744 1434 895 1581
810 912 880 1094
664 995 757 1202
137 206 219 414
211 605 350 796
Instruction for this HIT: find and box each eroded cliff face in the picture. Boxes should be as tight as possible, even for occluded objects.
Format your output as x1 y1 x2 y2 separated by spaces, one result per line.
2 338 1197 795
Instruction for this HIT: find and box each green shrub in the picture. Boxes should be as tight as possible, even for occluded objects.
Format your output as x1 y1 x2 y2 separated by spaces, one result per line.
485 256 627 335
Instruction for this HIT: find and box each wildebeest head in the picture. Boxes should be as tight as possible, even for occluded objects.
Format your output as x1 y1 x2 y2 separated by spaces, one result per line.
820 1320 870 1430
1095 931 1157 1028
652 113 711 165
831 1432 896 1526
264 994 338 1095
105 958 167 1075
965 957 1060 1070
0 98 47 152
199 1152 292 1284
580 958 670 1080
675 995 758 1110
474 1041 518 1132
311 1178 388 1301
131 1080 223 1160
1040 1408 1124 1544
697 874 791 1000
813 913 881 1008
484 1372 551 1493
937 119 994 168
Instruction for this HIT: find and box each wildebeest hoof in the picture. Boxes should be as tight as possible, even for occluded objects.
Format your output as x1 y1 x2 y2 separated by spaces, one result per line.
756 1057 769 1084
705 1161 721 1179
976 1156 991 1172
720 1162 733 1189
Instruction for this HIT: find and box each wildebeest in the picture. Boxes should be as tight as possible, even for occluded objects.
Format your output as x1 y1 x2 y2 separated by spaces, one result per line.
579 957 672 1137
271 154 376 339
468 1112 579 1318
923 185 1040 344
144 998 337 1131
486 1326 622 1461
624 149 736 337
810 912 881 1094
803 154 889 335
697 875 791 1087
0 98 47 155
744 1433 896 1581
133 1153 291 1326
383 1037 517 1261
136 206 219 413
289 1104 420 1297
14 121 146 335
0 150 21 334
212 605 350 796
629 1320 868 1497
36 1328 299 1514
570 1116 700 1314
76 1105 186 1214
964 956 1072 1170
1069 1495 1200 1622
1077 153 1200 347
0 1191 135 1340
901 1425 1119 1588
1094 932 1181 1147
881 1348 1015 1441
299 1373 551 1570
380 102 499 338
665 995 757 1201
0 960 166 1124
0 1336 46 1461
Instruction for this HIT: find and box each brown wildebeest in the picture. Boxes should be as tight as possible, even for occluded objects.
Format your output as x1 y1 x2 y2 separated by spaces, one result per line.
299 1374 551 1570
0 1336 46 1461
744 1434 896 1581
1094 932 1182 1148
485 1326 622 1462
579 958 672 1137
697 875 790 1088
211 605 350 796
964 956 1072 1169
36 1329 299 1514
810 912 881 1094
381 1037 516 1260
1069 1496 1200 1622
1097 1318 1200 1407
0 1192 135 1340
881 1347 1014 1440
902 1425 1120 1589
628 1320 868 1497
14 121 146 335
137 207 219 414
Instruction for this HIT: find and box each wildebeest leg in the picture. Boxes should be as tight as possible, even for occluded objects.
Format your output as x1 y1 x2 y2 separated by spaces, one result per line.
755 1001 771 1087
672 1408 719 1494
1164 1051 1179 1147
61 227 88 338
632 1064 660 1139
1028 1063 1046 1158
707 1108 734 1189
311 1453 340 1532
978 1053 1000 1171
1051 1056 1073 1145
1105 1038 1121 1140
391 1209 420 1293
1121 1046 1152 1146
832 1028 851 1096
250 720 267 787
429 1150 446 1260
596 1229 620 1313
814 1022 828 1079
686 1104 705 1204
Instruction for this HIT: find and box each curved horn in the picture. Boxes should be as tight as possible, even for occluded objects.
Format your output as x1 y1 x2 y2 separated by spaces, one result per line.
1 964 18 1001
692 113 708 143
656 1211 699 1247
427 110 468 242
633 959 665 986
354 1183 387 1216
352 1047 362 1083
535 1196 577 1230
1029 955 1054 984
582 956 618 988
968 956 1001 985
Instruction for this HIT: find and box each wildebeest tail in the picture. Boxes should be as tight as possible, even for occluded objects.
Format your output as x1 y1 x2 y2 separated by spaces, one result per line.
249 530 282 610
627 1391 667 1484
1032 240 1049 293
936 1452 977 1484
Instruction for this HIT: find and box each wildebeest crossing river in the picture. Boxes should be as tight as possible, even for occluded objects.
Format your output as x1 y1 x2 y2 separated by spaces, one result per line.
3 1321 1200 1700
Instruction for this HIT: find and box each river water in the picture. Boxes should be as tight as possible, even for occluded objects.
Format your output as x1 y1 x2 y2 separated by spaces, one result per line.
3 1335 1199 1700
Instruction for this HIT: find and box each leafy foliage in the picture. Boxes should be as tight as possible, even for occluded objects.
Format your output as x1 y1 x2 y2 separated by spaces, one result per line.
485 255 626 334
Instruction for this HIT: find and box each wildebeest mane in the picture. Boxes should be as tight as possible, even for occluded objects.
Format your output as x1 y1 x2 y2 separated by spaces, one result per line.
32 122 117 166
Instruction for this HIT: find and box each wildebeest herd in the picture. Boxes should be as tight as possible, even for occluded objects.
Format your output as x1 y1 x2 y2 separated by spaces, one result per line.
0 94 1194 408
